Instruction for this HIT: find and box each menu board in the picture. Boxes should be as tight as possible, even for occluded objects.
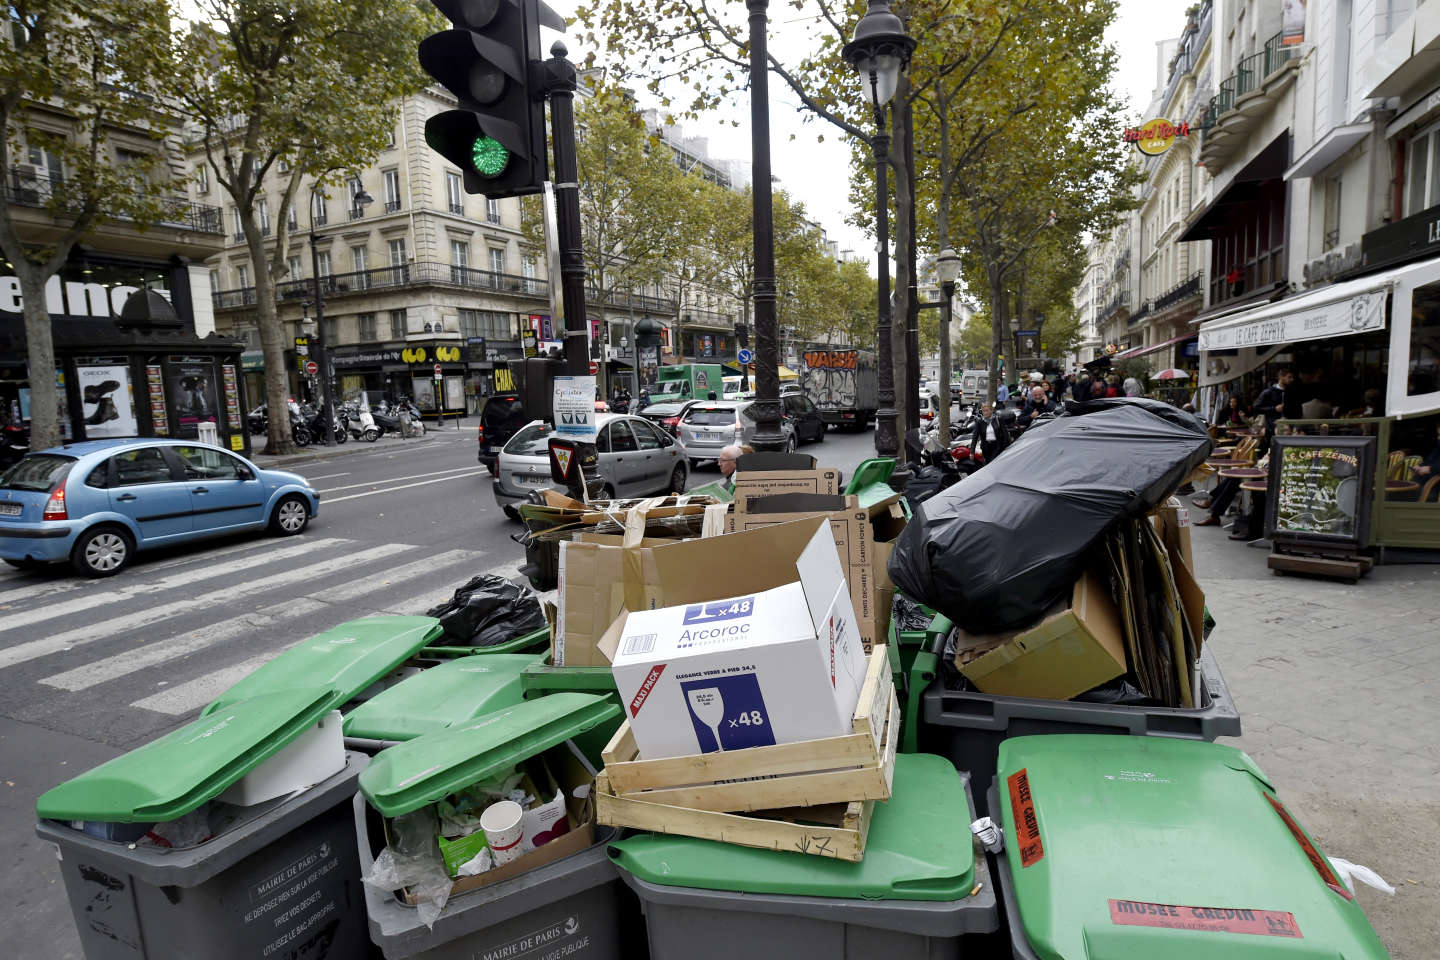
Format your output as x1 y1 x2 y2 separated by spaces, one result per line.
1266 436 1375 547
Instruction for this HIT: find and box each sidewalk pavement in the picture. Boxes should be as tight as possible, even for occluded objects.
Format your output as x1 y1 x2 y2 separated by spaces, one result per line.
1191 516 1440 958
247 415 476 469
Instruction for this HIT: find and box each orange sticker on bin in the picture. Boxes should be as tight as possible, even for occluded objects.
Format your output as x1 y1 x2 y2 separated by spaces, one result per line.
1265 793 1354 900
1007 768 1044 867
1109 900 1302 938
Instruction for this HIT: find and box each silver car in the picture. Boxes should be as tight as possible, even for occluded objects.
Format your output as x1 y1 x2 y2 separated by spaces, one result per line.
493 413 690 513
676 400 797 465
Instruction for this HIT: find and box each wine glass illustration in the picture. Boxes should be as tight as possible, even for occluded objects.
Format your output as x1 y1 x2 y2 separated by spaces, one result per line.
686 687 726 752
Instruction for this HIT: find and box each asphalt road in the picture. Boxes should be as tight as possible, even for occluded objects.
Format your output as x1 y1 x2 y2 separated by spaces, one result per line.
0 419 885 960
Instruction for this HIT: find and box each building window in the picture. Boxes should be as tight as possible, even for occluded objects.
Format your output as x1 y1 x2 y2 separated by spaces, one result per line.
195 164 208 195
450 239 469 283
323 316 338 345
486 198 501 223
388 238 407 283
257 197 271 236
446 172 463 214
25 144 63 183
1323 177 1343 250
489 247 506 275
522 255 538 293
358 312 377 342
315 250 331 277
386 125 397 148
287 255 302 280
235 264 249 288
1402 124 1440 217
230 206 242 241
312 191 328 225
390 309 407 339
208 269 219 295
286 204 297 231
352 246 368 274
348 176 365 217
383 169 402 212
460 309 514 339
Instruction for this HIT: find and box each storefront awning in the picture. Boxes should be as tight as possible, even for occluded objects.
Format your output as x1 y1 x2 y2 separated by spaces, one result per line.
1196 272 1393 352
1285 122 1373 180
1111 333 1195 361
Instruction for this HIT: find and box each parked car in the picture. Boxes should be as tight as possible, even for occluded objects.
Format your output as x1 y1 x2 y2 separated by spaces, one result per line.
0 439 320 577
476 393 528 473
676 400 800 464
636 399 699 436
493 414 689 515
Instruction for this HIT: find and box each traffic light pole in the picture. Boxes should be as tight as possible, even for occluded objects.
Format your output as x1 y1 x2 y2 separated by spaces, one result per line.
545 41 601 499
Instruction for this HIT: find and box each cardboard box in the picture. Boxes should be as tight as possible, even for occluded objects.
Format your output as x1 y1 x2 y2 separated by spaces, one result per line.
555 515 852 670
732 466 841 500
1151 496 1194 572
951 566 1127 700
726 492 906 652
600 521 866 760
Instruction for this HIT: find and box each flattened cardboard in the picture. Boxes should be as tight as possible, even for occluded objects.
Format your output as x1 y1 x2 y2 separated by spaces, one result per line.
732 467 841 500
1151 497 1194 572
953 567 1127 700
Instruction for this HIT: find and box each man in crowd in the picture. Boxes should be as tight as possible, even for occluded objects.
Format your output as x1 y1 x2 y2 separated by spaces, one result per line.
970 402 1010 462
1019 384 1057 428
717 444 742 494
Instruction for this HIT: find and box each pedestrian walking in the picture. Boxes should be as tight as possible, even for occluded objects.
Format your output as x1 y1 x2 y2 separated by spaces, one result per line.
970 403 1010 462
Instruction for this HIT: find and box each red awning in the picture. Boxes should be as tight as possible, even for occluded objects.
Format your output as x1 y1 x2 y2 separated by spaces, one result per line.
1111 333 1196 361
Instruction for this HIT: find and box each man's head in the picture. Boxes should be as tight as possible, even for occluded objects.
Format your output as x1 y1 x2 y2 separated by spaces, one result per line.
718 444 742 478
1276 367 1294 387
1030 385 1047 403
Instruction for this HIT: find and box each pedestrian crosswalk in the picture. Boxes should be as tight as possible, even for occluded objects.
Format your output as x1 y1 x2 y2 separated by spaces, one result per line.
0 535 527 739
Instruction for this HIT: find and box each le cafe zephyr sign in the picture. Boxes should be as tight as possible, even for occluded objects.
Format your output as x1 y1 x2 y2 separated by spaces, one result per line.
1122 118 1191 157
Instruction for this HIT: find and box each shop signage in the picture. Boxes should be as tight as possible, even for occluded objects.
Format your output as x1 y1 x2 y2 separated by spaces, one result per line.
331 348 402 368
465 336 487 363
294 336 310 375
398 345 462 364
0 274 172 320
1198 288 1387 351
1265 436 1375 550
1358 204 1440 272
1302 244 1361 287
1122 118 1190 156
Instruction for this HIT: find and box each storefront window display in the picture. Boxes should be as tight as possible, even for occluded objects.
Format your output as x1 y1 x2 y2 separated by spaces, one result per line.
1407 279 1440 398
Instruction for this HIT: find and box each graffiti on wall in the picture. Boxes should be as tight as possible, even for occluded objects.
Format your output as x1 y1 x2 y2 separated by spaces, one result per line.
800 350 860 409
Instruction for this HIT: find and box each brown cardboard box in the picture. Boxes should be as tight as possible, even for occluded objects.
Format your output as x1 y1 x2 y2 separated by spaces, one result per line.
952 566 1127 700
732 467 841 500
1151 496 1194 572
554 517 837 668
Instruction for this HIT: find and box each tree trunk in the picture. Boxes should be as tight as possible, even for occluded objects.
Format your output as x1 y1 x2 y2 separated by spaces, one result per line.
17 264 61 450
988 273 1007 405
247 214 295 456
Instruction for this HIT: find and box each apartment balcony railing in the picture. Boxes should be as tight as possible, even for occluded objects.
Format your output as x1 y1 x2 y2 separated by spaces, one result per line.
213 261 552 309
5 173 225 234
681 307 735 329
1154 271 1203 312
1199 31 1299 131
1128 301 1152 326
1097 290 1130 323
448 202 463 214
385 200 402 213
592 287 679 314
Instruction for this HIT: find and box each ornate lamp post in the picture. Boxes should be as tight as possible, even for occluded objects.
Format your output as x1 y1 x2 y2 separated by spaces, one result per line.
843 0 914 464
309 181 372 443
935 246 961 437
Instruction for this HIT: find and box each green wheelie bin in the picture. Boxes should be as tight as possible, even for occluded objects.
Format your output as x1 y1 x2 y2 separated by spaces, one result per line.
36 687 370 959
990 735 1390 959
609 752 999 960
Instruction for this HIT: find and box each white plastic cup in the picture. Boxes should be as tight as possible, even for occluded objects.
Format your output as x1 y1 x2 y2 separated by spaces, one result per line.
479 800 525 865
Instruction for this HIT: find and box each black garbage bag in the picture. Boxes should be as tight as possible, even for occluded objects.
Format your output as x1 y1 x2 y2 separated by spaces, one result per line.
425 574 547 647
891 593 934 632
902 464 948 511
888 398 1212 634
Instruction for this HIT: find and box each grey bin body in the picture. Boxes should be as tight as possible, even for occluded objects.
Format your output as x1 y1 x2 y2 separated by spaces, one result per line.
353 797 630 960
37 752 371 960
920 646 1242 817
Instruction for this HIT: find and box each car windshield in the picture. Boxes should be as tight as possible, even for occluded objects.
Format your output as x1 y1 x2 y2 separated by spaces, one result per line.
0 453 74 492
683 407 736 426
483 397 523 424
652 382 685 397
504 423 553 456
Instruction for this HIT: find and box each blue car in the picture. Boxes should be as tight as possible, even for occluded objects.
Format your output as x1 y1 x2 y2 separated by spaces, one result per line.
0 439 320 577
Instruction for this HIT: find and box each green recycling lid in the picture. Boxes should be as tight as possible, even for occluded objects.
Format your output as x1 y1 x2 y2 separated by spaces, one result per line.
342 652 542 742
609 753 975 901
359 692 620 818
997 735 1390 959
203 616 443 715
37 687 336 823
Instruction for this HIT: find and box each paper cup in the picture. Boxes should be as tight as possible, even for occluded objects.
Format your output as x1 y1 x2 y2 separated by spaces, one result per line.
479 800 525 865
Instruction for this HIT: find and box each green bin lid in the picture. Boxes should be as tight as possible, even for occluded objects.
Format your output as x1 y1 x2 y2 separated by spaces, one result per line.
608 753 975 901
203 616 443 715
37 687 336 823
996 735 1390 960
342 653 542 741
359 692 620 818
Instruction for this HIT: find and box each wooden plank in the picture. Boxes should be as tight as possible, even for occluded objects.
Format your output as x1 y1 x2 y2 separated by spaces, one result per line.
596 772 871 862
604 729 879 792
1267 553 1365 581
601 721 636 767
852 644 888 742
620 764 891 813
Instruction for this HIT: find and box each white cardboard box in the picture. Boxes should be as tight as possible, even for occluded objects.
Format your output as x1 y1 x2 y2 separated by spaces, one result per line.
607 523 866 760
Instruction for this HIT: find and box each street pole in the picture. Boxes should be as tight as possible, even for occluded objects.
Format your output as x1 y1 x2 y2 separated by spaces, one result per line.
869 91 898 461
309 183 369 446
746 0 786 452
904 99 921 438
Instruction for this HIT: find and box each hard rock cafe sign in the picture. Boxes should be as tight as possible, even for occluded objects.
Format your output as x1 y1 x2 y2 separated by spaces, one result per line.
1122 118 1191 156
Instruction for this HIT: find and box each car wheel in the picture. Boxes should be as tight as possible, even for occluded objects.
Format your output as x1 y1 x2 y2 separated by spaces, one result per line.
600 483 616 500
362 427 379 442
269 494 310 535
70 525 133 578
784 434 796 454
669 462 688 494
813 423 826 443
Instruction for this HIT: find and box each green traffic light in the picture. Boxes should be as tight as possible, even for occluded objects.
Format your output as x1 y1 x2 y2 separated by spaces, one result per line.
471 136 509 177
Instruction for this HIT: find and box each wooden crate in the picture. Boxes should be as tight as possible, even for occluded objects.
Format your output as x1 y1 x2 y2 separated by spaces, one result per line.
599 644 899 814
596 772 876 862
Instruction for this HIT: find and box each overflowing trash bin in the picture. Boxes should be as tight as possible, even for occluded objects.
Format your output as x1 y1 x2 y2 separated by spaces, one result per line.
342 652 543 747
354 693 636 958
989 735 1391 959
608 753 997 960
36 687 369 959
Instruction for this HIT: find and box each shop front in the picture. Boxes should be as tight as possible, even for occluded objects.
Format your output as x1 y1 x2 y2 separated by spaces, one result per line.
1 254 250 455
462 336 523 412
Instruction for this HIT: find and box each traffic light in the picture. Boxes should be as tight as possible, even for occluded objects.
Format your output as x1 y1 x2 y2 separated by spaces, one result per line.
420 0 563 198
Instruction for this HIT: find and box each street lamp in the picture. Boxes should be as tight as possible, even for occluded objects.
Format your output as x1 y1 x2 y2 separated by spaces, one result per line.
745 0 786 451
843 0 914 465
309 180 372 444
934 247 961 436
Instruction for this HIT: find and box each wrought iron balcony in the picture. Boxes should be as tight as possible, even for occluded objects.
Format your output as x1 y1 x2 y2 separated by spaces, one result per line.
5 173 224 234
1154 271 1202 311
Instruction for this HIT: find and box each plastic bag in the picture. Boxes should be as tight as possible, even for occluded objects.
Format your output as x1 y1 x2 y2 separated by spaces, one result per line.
891 593 933 633
1328 858 1396 896
140 807 213 848
889 398 1212 634
425 574 546 647
362 808 452 929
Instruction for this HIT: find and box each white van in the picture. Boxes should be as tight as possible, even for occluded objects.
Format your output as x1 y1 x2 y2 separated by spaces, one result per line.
958 369 991 404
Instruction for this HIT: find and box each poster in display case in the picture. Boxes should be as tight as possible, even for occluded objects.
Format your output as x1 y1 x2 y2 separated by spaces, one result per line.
146 364 168 434
166 356 218 437
75 361 138 438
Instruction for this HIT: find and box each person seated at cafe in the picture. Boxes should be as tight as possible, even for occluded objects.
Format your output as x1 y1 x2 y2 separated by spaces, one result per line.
1219 395 1248 427
1412 421 1440 481
1346 388 1382 418
1195 452 1270 539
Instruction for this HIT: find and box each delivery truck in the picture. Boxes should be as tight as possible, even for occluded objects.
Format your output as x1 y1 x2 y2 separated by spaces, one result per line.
795 345 878 431
649 363 725 403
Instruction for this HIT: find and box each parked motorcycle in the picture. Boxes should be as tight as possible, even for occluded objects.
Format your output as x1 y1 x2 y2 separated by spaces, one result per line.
341 401 381 442
901 428 968 510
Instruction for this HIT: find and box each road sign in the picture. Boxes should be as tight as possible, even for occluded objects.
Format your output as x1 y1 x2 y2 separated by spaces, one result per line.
304 360 319 375
588 359 598 375
737 348 753 364
433 363 443 378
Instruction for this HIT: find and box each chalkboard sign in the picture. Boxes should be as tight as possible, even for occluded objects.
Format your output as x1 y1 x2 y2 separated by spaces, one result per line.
1265 435 1376 548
